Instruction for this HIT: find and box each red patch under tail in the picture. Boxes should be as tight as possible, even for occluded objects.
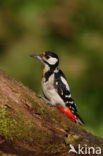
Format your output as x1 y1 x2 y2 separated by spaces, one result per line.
56 104 76 123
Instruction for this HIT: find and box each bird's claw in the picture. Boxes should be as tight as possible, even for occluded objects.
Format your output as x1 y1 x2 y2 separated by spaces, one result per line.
37 94 54 107
37 94 42 98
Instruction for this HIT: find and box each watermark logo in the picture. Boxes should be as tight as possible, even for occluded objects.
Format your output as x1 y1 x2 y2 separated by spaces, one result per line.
69 144 101 155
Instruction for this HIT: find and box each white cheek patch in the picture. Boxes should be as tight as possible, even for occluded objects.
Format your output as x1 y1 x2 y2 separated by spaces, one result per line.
60 76 70 90
48 57 57 65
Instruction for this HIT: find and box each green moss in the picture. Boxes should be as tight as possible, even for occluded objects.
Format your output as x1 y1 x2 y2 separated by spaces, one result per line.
36 106 50 118
0 106 36 141
0 106 53 147
44 143 66 154
0 151 3 156
64 133 79 145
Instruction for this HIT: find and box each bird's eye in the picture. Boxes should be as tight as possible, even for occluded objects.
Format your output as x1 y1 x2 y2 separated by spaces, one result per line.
45 55 50 59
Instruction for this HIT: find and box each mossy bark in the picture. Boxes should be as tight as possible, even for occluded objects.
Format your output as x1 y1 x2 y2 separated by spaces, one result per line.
0 69 103 156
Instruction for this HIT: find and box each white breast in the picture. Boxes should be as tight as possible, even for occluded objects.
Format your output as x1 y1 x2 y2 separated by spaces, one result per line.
41 74 65 106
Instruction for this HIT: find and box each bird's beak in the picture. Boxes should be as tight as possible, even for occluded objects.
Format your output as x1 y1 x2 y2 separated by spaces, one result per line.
30 54 43 63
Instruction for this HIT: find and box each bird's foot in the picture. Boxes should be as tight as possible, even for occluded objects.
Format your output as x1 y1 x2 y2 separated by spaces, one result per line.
37 94 53 106
37 94 43 98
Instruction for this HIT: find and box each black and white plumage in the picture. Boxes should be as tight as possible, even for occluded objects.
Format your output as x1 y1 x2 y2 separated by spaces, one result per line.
30 51 84 125
54 69 77 113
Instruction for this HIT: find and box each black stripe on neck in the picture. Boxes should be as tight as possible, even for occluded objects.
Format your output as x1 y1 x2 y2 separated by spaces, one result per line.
44 60 58 82
45 70 52 82
44 66 57 82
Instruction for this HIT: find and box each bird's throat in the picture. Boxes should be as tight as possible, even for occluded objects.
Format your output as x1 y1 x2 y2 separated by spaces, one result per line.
43 65 57 82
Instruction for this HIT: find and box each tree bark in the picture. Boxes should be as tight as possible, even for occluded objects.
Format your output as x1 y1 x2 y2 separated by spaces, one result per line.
0 69 103 156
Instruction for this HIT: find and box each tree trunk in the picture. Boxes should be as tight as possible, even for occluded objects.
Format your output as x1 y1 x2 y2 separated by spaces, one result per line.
0 69 102 156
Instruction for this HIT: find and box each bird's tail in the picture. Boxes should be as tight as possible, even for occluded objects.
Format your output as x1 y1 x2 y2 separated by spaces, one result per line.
75 113 84 125
56 104 84 125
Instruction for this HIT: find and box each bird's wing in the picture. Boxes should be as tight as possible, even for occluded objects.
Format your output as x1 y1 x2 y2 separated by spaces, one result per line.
54 69 77 113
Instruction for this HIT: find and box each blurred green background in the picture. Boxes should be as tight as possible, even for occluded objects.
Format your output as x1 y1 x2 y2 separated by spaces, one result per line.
0 0 103 137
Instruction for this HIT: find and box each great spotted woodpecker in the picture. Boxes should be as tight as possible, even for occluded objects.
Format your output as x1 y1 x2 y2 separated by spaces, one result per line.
30 51 84 125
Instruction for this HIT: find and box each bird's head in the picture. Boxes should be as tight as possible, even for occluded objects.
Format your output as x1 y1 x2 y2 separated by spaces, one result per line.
30 51 59 68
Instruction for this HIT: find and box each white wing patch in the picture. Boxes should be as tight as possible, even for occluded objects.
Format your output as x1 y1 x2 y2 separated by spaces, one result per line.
65 94 71 98
60 76 70 90
56 82 58 85
69 101 74 104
